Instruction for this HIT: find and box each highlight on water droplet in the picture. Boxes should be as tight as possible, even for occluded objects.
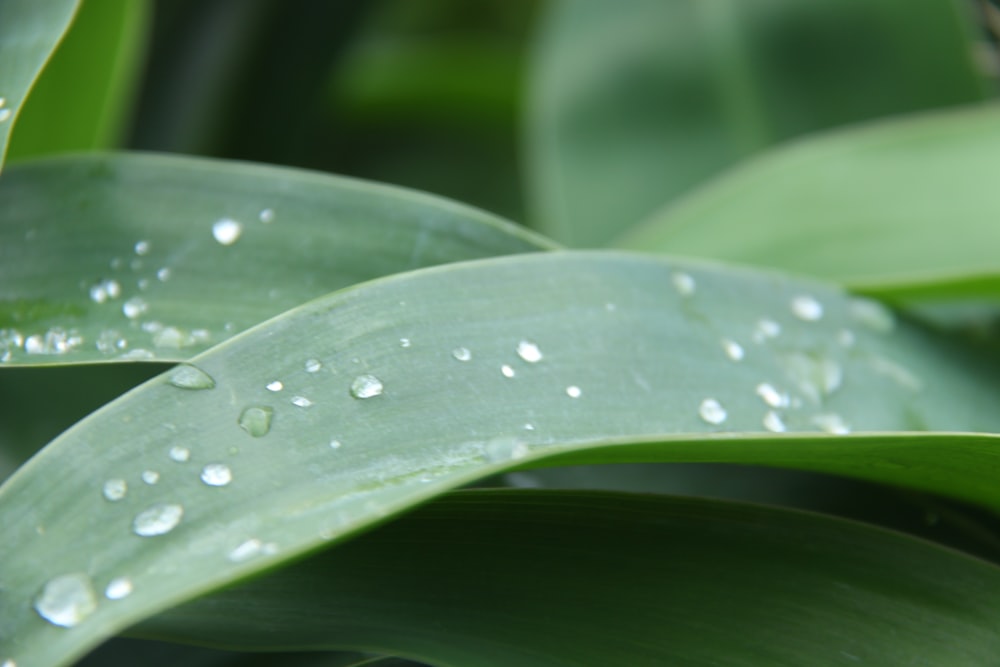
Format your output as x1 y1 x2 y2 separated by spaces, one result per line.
132 503 184 536
305 358 322 373
104 577 134 600
212 218 243 245
258 208 275 223
134 240 151 256
266 380 284 392
141 470 160 485
200 463 233 487
399 337 412 348
329 439 342 450
33 573 97 628
168 364 216 390
516 340 543 363
698 398 727 425
812 413 851 435
565 385 582 398
763 411 786 433
156 267 171 282
238 406 273 437
791 295 823 321
89 278 122 304
291 395 313 408
501 364 515 378
753 318 781 343
102 478 128 502
122 297 148 319
228 538 263 562
0 109 11 123
451 347 472 362
721 339 744 361
755 382 789 409
350 374 384 399
168 446 190 462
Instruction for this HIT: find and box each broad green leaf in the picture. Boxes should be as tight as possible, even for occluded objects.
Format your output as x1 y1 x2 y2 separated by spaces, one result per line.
136 490 1000 666
6 0 150 162
619 104 1000 297
0 152 553 365
4 252 1000 666
525 0 991 246
0 0 80 169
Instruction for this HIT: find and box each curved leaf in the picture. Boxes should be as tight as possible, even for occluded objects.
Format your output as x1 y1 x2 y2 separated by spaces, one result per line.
141 490 1000 666
0 0 80 169
525 0 990 246
0 152 553 365
619 104 1000 297
3 251 1000 666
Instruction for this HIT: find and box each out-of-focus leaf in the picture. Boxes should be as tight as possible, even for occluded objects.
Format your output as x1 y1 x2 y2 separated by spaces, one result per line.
526 0 991 246
0 0 80 169
140 490 1000 666
4 252 1000 666
0 152 553 365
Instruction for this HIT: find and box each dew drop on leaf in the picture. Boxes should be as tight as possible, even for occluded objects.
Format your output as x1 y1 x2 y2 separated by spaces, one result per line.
791 295 823 321
168 446 190 463
104 577 133 600
501 364 515 378
291 395 313 408
671 271 695 296
451 347 472 362
258 208 275 223
102 479 127 502
721 339 744 361
200 463 233 487
132 503 184 536
212 218 243 245
755 382 789 409
134 240 151 256
239 406 273 437
265 380 284 392
565 385 582 398
516 340 543 363
168 364 216 390
763 411 787 433
350 374 384 399
305 358 322 373
698 398 727 425
33 573 97 628
141 470 159 485
122 297 148 319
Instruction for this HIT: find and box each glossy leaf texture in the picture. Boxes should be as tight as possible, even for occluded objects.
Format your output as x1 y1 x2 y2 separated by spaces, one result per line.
0 153 552 365
619 104 1000 300
0 0 80 168
525 0 990 246
138 490 1000 666
6 0 151 162
4 251 1000 666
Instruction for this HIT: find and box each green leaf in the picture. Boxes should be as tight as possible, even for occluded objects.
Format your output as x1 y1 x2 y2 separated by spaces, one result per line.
0 152 553 365
6 0 150 162
3 251 1000 666
618 104 1000 298
0 0 80 169
140 490 1000 665
525 0 991 246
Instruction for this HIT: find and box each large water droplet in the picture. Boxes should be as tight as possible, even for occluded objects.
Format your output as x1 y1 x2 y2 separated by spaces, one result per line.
671 272 695 296
763 411 786 433
168 364 216 390
200 463 232 487
212 218 243 245
122 297 148 319
698 398 727 425
451 347 472 362
102 479 127 502
133 503 184 536
350 374 384 399
104 577 133 600
239 406 273 437
265 380 284 392
516 340 543 363
33 573 97 628
791 295 823 321
168 446 190 462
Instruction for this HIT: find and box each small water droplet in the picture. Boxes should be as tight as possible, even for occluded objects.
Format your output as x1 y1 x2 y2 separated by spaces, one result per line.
698 398 727 425
721 339 744 361
399 338 411 348
451 347 472 362
516 340 543 363
33 573 97 628
791 295 823 321
850 298 895 333
0 109 11 123
813 413 851 435
485 436 529 463
239 406 273 437
104 577 133 600
671 271 696 296
763 411 786 433
200 463 232 487
141 470 159 485
258 208 275 223
102 479 127 501
755 382 789 408
753 318 781 343
122 297 148 319
228 538 263 562
156 267 171 282
134 240 151 256
523 423 535 431
168 364 216 389
350 374 384 399
291 395 313 408
168 446 190 462
501 364 515 378
132 503 184 536
329 439 342 450
212 218 243 245
305 358 322 373
266 380 284 392
565 385 582 398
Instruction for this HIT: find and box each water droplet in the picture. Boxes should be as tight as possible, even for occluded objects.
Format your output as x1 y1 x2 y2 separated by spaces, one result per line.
305 358 322 373
200 463 232 487
133 503 184 536
813 413 851 435
698 398 727 425
33 573 97 628
168 364 216 390
168 446 190 462
102 479 127 501
753 318 781 343
671 271 695 296
721 339 744 361
137 279 151 291
329 439 342 450
141 470 159 485
104 577 133 600
350 374 384 399
523 423 535 431
850 298 895 333
501 364 515 378
120 348 154 360
228 538 263 562
258 208 275 223
266 380 284 392
0 109 11 123
2 657 16 667
791 295 823 321
485 436 529 463
451 347 472 362
89 279 122 303
134 240 151 256
291 395 313 408
122 297 148 319
0 97 5 107
156 267 171 282
763 411 786 433
516 340 543 363
399 338 411 348
565 385 582 398
755 382 789 408
239 406 273 437
212 218 243 245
